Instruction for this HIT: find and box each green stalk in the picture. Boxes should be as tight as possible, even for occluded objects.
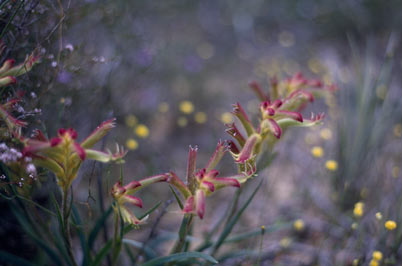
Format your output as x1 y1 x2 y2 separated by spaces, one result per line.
170 214 193 255
111 211 121 266
62 187 78 266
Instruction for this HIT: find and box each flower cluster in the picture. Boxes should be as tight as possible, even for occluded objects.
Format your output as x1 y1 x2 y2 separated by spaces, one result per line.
111 73 334 225
227 73 333 179
22 119 126 191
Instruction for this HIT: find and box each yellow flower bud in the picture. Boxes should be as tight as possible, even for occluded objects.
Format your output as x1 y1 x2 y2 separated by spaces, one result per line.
353 202 364 217
325 160 338 171
135 124 149 138
311 146 324 158
179 100 194 114
385 220 397 230
293 219 305 231
372 250 382 261
126 138 138 150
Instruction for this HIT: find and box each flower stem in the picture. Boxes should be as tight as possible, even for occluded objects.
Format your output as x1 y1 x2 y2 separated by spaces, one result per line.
111 211 121 266
170 214 193 254
62 187 78 266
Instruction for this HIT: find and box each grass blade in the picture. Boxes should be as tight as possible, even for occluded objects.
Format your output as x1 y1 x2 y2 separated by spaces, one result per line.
142 252 218 266
71 204 90 266
88 206 113 249
10 204 63 265
169 185 183 209
122 238 157 259
211 179 263 254
89 239 113 266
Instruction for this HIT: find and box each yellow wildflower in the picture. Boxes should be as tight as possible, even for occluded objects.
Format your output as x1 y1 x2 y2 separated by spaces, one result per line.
135 124 149 138
194 112 207 124
126 139 138 150
325 160 338 171
311 146 324 158
369 259 378 266
385 220 397 230
372 250 382 261
353 202 364 217
179 100 194 114
293 219 305 231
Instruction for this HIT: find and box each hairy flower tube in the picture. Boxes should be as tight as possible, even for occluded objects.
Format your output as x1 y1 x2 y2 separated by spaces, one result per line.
22 119 126 191
168 142 246 219
111 174 169 225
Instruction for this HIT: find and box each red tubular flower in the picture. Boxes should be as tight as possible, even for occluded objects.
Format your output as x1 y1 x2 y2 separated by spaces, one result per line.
232 102 255 136
225 122 246 147
248 81 269 102
111 174 169 225
168 142 244 219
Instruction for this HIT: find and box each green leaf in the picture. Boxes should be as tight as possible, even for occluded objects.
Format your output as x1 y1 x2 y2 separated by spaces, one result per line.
72 205 90 266
218 249 260 262
50 193 64 231
142 252 218 266
123 201 162 235
224 222 291 244
139 201 162 220
212 179 263 253
148 232 198 248
89 239 113 266
169 185 183 210
122 239 157 259
0 250 36 266
14 195 57 217
196 222 291 252
88 206 113 249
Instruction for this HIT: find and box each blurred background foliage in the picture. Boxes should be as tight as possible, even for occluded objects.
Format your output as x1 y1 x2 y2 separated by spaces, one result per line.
1 0 402 265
